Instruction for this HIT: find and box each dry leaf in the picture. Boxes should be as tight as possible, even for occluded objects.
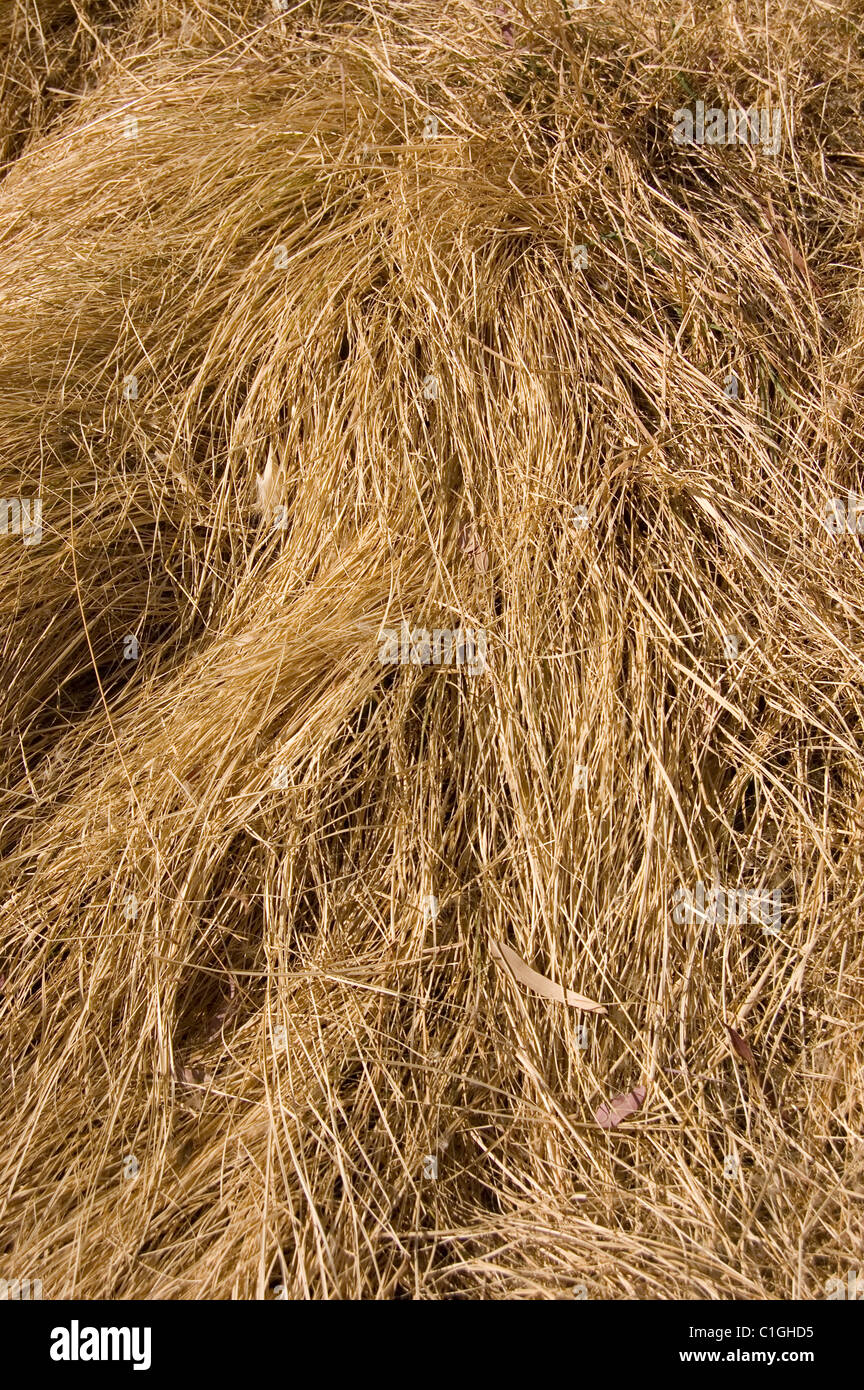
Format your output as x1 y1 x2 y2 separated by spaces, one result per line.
178 1064 206 1086
255 444 283 519
461 523 488 570
595 1085 646 1129
775 225 820 293
495 5 515 45
177 1063 207 1113
726 1024 755 1066
761 195 821 295
205 976 238 1041
491 940 606 1013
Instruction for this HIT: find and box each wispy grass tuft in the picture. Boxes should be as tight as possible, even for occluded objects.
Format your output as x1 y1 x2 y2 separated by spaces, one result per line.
0 0 863 1299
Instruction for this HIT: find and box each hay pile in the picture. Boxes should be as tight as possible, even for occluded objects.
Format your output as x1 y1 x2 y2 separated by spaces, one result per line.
1 0 863 1299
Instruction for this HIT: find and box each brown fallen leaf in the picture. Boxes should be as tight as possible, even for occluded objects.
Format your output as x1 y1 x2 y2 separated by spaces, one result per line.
726 1024 755 1067
460 523 489 571
726 1024 778 1108
178 1064 206 1086
176 1062 208 1113
761 195 821 296
495 5 515 46
491 940 607 1013
205 975 238 1041
595 1086 646 1129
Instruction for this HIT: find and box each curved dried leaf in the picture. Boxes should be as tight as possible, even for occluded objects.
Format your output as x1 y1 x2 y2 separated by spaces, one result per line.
491 940 607 1014
595 1086 647 1129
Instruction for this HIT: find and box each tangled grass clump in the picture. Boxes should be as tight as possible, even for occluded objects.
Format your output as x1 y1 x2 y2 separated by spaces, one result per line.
1 0 863 1299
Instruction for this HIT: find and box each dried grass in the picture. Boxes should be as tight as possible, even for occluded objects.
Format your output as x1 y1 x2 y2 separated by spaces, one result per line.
1 0 863 1299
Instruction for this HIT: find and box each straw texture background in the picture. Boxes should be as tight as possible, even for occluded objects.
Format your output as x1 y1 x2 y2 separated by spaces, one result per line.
1 0 862 1299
